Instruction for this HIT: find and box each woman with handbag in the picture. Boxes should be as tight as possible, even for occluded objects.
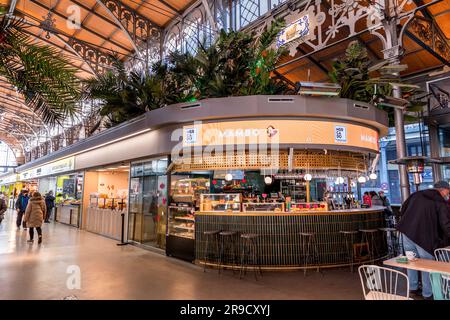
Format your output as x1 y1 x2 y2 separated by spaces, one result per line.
24 192 46 244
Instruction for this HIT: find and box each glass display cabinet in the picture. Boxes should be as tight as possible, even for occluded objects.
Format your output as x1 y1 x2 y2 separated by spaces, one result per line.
200 193 242 212
168 205 195 239
171 178 209 205
242 202 285 212
289 201 328 212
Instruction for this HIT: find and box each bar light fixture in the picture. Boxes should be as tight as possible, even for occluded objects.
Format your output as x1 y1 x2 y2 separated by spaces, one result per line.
296 82 341 96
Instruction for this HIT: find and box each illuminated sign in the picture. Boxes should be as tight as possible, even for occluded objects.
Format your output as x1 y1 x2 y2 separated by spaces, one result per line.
0 174 18 185
277 14 310 47
19 157 75 180
183 120 379 152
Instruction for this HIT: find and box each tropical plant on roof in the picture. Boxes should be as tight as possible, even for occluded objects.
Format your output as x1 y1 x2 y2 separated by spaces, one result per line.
84 19 290 127
329 41 426 126
83 59 167 128
0 14 80 125
167 18 289 99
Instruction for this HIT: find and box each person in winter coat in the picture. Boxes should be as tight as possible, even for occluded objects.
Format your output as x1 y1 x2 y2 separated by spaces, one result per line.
397 181 450 300
44 191 56 223
370 191 384 206
362 192 372 207
24 192 46 244
0 193 7 225
15 190 29 230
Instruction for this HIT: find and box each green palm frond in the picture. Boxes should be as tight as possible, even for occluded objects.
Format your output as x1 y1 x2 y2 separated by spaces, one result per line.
0 16 81 125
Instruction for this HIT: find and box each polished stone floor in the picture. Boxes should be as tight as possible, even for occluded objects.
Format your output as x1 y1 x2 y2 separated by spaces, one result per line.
0 209 363 300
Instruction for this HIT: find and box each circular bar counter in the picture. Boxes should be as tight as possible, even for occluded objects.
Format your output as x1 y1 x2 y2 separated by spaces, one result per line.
195 207 387 270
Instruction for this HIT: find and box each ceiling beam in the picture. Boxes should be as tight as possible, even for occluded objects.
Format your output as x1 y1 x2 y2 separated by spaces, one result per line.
25 0 133 54
68 0 122 29
158 0 182 15
405 30 450 66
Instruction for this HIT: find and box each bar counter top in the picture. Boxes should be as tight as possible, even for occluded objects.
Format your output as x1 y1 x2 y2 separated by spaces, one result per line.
195 206 387 269
195 206 385 216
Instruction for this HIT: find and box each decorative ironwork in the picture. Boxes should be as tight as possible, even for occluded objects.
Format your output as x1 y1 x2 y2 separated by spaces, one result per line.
68 38 114 75
99 0 161 57
407 17 450 65
40 11 57 39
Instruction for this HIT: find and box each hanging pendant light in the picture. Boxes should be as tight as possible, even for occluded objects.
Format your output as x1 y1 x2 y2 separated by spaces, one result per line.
225 173 233 181
304 173 312 181
358 176 367 183
369 173 378 180
264 176 273 185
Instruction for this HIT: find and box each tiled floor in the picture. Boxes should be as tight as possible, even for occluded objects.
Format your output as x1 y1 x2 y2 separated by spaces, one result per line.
0 209 363 300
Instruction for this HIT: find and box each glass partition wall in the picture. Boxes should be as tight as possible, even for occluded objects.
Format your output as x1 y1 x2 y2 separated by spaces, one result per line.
128 158 168 249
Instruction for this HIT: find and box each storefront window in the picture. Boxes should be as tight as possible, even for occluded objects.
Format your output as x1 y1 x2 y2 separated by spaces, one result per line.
128 158 168 249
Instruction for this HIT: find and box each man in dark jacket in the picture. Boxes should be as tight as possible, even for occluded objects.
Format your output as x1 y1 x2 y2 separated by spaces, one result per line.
397 181 450 300
44 191 55 223
15 189 29 230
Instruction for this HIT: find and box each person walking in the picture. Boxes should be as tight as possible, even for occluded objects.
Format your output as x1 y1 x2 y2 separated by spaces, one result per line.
44 191 56 223
24 192 46 244
0 193 7 225
397 181 450 300
15 190 29 230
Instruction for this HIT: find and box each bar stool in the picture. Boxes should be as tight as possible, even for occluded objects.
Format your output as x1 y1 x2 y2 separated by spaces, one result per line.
379 227 400 258
299 232 320 276
203 230 221 272
359 229 379 263
339 230 359 272
218 231 238 274
239 233 262 280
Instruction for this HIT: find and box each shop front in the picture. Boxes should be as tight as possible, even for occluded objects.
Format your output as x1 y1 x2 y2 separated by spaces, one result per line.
54 173 83 227
160 97 390 268
0 173 21 208
128 158 168 250
9 95 390 269
82 163 129 240
16 156 82 227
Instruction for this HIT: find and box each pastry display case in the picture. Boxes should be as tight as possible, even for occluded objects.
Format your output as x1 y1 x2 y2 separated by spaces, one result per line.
200 193 242 212
171 178 209 205
242 202 285 212
168 205 195 239
289 202 328 212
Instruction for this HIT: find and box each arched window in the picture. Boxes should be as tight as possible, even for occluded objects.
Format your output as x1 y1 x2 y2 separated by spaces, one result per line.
183 9 203 55
164 26 182 58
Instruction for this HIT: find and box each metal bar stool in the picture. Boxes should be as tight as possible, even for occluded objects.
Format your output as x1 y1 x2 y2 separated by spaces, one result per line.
339 230 359 272
359 229 379 264
379 227 398 258
218 231 238 274
239 233 262 280
203 230 221 272
299 232 321 276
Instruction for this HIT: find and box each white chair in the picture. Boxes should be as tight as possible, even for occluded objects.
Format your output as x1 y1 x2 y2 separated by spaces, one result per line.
358 265 410 300
434 248 450 263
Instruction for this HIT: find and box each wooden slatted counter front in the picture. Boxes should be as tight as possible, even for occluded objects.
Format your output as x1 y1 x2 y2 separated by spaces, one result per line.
195 207 387 270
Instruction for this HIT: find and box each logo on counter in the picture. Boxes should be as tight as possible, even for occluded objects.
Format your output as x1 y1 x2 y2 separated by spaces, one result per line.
266 125 279 138
334 125 347 143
